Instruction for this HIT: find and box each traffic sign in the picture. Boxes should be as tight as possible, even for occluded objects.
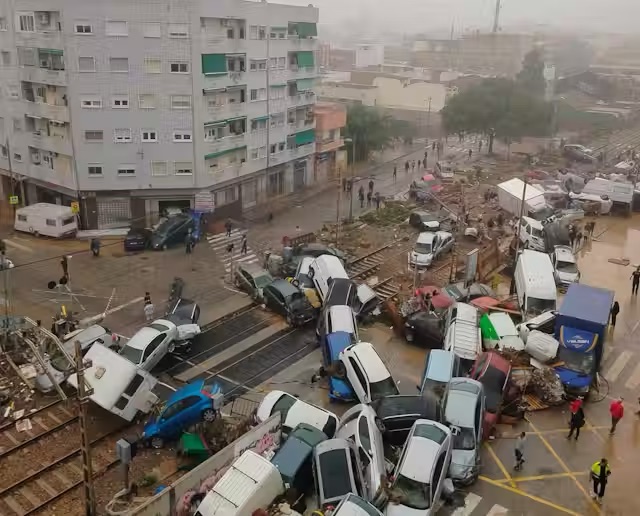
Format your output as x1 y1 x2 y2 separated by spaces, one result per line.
8 195 18 205
70 201 80 214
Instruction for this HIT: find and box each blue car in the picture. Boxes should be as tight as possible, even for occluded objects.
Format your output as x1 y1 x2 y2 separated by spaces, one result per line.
322 332 356 402
142 380 222 448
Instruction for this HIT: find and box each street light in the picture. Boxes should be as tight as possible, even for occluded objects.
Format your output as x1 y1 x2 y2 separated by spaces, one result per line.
344 136 356 222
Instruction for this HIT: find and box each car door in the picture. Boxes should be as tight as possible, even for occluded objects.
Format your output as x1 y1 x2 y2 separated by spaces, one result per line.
158 398 186 438
431 451 447 508
346 357 370 403
475 394 485 445
271 288 286 316
179 395 205 428
142 334 166 371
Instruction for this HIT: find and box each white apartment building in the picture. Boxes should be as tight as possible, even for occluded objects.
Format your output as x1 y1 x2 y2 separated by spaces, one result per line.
0 0 318 228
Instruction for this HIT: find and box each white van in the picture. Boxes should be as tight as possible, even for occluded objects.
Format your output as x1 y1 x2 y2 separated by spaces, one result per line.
583 178 633 205
309 255 349 302
514 249 557 316
443 303 482 373
317 305 359 344
195 450 284 516
14 203 77 238
519 216 545 251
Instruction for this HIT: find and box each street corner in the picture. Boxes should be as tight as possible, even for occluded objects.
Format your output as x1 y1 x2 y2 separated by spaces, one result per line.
510 476 593 516
532 428 600 474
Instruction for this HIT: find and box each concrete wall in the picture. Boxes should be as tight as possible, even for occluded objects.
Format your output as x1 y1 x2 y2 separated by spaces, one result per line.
373 77 447 112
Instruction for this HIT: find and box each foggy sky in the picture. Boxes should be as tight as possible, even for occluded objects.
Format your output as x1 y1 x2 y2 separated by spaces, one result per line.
280 0 638 35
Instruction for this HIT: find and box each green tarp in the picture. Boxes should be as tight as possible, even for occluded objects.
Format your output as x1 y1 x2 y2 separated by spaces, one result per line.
39 48 63 55
201 54 227 75
252 115 270 122
296 78 314 91
296 22 317 38
295 129 315 146
204 145 246 160
296 51 315 68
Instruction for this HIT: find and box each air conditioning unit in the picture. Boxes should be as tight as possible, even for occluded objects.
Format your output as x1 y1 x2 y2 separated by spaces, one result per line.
38 12 50 25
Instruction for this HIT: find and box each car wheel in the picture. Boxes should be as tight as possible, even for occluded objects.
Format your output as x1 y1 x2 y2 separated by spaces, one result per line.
150 436 164 449
168 342 176 353
202 409 217 422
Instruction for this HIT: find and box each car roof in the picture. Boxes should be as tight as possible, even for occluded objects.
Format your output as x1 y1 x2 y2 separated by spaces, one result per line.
445 384 479 427
372 394 441 420
327 331 352 358
425 350 456 382
329 305 353 318
554 246 576 262
239 262 269 275
167 380 220 405
452 302 478 321
417 232 435 243
435 230 452 238
402 421 449 480
270 279 299 296
125 326 161 350
522 216 543 229
348 342 389 382
487 312 517 335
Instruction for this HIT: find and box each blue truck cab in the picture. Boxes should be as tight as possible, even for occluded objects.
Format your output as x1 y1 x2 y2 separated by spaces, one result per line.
322 331 356 401
554 283 614 396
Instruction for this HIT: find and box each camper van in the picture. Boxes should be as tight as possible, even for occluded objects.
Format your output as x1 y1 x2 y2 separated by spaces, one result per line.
67 343 158 422
14 203 78 238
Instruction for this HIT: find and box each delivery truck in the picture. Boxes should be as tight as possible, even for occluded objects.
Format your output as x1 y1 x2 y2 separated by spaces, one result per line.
554 283 614 397
496 178 549 220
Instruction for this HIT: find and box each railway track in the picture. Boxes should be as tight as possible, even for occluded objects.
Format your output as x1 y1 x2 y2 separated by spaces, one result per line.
347 243 402 300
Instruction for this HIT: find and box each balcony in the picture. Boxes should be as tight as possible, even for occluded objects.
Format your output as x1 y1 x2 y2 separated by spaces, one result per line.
202 71 246 92
27 162 75 191
289 65 317 79
23 100 69 123
203 134 247 158
18 66 66 86
205 100 246 120
289 91 316 108
293 143 315 158
16 30 63 49
201 34 247 54
30 132 72 155
288 119 316 134
317 138 344 154
208 162 248 184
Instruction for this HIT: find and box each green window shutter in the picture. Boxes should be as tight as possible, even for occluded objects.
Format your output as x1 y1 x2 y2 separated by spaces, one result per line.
40 48 64 55
296 22 317 38
205 145 247 160
297 51 315 68
295 129 315 146
201 54 227 75
296 78 314 91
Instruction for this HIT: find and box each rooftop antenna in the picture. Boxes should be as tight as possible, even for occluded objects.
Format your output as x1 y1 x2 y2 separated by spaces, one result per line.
492 0 501 33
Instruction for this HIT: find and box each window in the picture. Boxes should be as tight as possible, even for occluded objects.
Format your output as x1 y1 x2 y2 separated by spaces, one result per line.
87 164 103 176
0 145 7 158
249 59 266 71
144 58 161 74
45 218 57 227
270 86 285 100
151 161 168 176
168 23 189 38
78 56 95 72
141 129 158 142
117 165 136 176
251 118 267 132
17 47 35 66
270 112 285 127
109 57 129 72
13 153 22 162
106 21 128 36
173 130 192 142
13 117 21 131
170 62 189 73
137 94 156 109
74 22 92 34
0 17 7 31
1 51 10 66
174 161 193 175
80 96 102 108
84 130 103 142
348 358 368 390
112 95 129 108
250 88 266 101
113 128 132 143
17 12 35 32
142 22 161 38
171 95 191 109
17 214 27 222
251 146 266 160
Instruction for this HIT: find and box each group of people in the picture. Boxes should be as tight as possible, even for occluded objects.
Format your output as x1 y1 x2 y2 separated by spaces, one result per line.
357 179 382 210
568 221 596 251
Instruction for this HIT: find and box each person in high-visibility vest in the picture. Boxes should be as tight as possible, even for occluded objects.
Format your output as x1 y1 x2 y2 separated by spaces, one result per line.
590 458 611 503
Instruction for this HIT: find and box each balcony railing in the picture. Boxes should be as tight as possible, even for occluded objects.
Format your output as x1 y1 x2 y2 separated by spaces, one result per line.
204 133 247 154
289 92 316 107
23 99 69 123
205 101 246 118
30 132 72 155
317 138 344 153
288 119 315 133
18 66 67 86
289 65 317 77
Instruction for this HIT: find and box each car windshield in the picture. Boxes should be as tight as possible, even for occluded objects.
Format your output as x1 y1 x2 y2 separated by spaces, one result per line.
530 227 544 238
154 219 175 236
392 474 430 510
148 323 169 332
120 344 144 364
254 274 272 289
452 427 476 451
272 394 297 419
556 260 578 273
415 242 432 254
527 297 556 315
297 274 314 289
370 377 399 399
319 449 352 500
479 367 507 412
558 347 594 375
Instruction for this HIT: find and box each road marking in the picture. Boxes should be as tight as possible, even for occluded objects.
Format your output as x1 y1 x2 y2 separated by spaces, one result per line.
484 442 516 488
625 361 640 390
79 296 144 326
603 350 632 383
451 493 482 516
486 505 509 516
497 471 588 483
479 476 582 516
4 238 33 253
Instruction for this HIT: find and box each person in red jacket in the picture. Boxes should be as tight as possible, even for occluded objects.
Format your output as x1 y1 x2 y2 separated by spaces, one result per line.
609 397 624 434
569 397 583 414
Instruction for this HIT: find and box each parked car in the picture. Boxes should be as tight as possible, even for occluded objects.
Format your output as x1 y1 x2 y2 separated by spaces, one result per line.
142 380 222 448
386 420 452 516
340 342 399 404
408 231 454 270
294 242 346 261
256 390 338 437
404 312 444 348
419 350 460 398
119 319 181 371
551 245 580 288
123 227 152 252
271 423 327 494
444 378 485 485
234 263 273 301
321 332 357 402
469 351 512 438
370 394 443 447
443 282 495 302
337 405 388 505
317 305 359 344
332 494 383 516
313 438 364 510
408 210 441 232
263 279 316 326
166 298 200 326
563 144 595 163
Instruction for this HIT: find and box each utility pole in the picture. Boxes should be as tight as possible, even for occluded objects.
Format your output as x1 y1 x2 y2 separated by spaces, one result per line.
348 135 356 222
492 0 501 33
75 340 96 515
510 178 528 294
425 97 432 141
336 165 342 245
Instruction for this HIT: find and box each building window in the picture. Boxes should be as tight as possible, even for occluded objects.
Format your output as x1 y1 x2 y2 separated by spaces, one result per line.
138 94 157 109
0 145 7 158
78 56 96 72
173 130 192 142
249 59 266 71
13 117 21 131
88 164 103 176
251 119 267 132
16 47 35 66
142 22 161 38
84 130 103 142
270 28 287 39
13 152 22 162
151 161 168 176
171 95 191 109
109 57 129 72
216 187 237 205
168 23 189 38
80 96 102 108
0 17 7 31
1 51 10 66
174 162 193 175
74 22 92 34
170 62 189 73
17 12 35 32
106 21 128 36
117 165 136 176
270 112 285 127
112 95 129 108
270 87 285 100
144 58 161 74
250 146 266 160
250 88 266 101
141 129 158 142
114 128 132 143
267 171 284 196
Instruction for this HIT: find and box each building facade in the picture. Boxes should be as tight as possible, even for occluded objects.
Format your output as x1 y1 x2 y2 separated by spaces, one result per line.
313 102 345 184
0 0 318 228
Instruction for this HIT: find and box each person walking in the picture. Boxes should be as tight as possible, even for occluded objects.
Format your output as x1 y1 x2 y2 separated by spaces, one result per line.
358 186 365 208
589 221 596 237
423 158 427 169
631 266 640 296
575 228 583 250
610 301 620 329
144 301 155 322
225 218 232 237
90 238 101 257
144 292 152 305
241 233 248 255
478 140 483 153
568 225 576 249
405 160 410 173
185 230 194 254
366 191 372 207
432 141 436 152
590 458 611 503
468 148 473 160
393 166 397 182
514 432 526 470
411 160 416 173
368 179 374 193
567 405 585 440
375 192 381 211
609 397 624 434
569 396 583 415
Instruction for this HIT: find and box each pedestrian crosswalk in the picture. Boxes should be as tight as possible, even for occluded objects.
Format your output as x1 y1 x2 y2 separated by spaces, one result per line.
206 229 261 274
602 346 640 393
440 492 510 515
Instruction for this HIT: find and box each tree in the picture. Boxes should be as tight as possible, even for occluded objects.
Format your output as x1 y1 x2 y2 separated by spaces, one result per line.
441 78 552 154
517 48 546 98
344 104 402 162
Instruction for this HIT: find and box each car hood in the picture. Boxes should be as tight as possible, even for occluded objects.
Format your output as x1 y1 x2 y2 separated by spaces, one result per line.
410 251 433 265
142 418 161 438
450 449 477 473
386 501 430 516
422 221 440 230
556 270 579 283
555 366 591 389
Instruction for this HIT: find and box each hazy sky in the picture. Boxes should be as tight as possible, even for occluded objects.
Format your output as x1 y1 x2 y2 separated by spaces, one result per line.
280 0 637 35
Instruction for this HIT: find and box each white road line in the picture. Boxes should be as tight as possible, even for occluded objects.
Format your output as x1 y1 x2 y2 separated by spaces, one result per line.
625 361 640 390
486 505 509 516
604 350 632 383
632 320 640 334
4 239 33 253
451 493 482 516
79 296 144 326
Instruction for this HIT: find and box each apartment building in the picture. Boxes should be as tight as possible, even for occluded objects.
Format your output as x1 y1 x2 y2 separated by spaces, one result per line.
0 0 318 228
313 102 346 183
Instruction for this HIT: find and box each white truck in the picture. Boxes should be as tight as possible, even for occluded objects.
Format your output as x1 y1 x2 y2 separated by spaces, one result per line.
497 178 548 219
